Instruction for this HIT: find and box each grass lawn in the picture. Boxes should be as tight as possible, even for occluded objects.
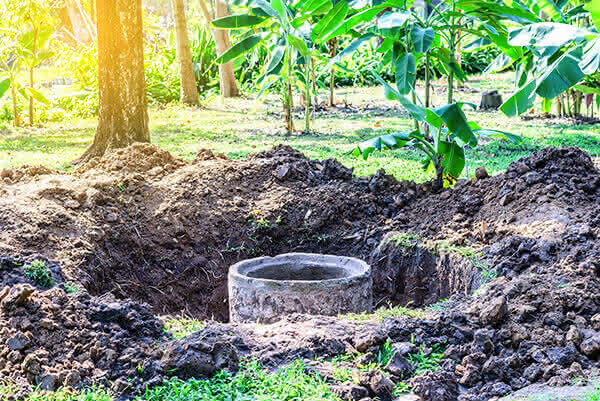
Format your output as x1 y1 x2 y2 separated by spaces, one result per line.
1 73 600 184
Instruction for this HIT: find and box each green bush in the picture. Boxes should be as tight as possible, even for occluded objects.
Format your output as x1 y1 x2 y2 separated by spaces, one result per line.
461 46 501 75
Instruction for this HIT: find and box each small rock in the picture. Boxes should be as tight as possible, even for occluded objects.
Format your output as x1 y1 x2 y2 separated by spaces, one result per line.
580 335 600 357
7 333 29 351
64 200 80 209
38 373 58 391
273 164 290 180
475 167 489 180
566 326 583 346
369 372 395 401
105 212 118 223
479 296 507 326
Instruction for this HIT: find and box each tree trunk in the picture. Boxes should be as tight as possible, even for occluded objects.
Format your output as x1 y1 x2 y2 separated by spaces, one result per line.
28 27 38 126
199 0 239 97
11 81 19 127
77 0 149 162
172 0 199 105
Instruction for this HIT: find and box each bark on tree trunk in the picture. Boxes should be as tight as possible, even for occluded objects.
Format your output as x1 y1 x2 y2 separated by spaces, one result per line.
172 0 199 105
77 0 149 162
199 0 239 97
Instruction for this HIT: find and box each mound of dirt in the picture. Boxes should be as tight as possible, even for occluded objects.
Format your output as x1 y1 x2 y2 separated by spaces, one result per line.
0 283 165 396
0 145 599 400
76 142 188 177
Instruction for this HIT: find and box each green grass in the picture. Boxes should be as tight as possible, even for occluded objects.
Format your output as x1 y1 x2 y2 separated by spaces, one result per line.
340 304 429 322
163 316 206 340
0 385 112 401
138 360 341 401
2 74 599 183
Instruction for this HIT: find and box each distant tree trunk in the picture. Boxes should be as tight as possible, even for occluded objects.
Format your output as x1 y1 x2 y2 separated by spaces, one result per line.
172 0 199 105
28 27 38 126
328 38 336 107
199 0 239 97
77 0 149 162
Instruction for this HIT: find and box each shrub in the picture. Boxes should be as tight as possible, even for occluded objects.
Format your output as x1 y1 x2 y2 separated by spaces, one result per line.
23 260 54 289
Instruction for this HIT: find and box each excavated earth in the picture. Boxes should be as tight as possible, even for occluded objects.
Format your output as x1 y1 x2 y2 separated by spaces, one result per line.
0 144 599 400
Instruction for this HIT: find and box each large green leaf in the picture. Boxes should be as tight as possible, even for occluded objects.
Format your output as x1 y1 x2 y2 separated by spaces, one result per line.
328 7 383 38
351 131 415 160
395 53 416 95
581 37 600 75
24 87 50 105
271 0 290 26
500 79 538 117
265 45 285 75
535 46 584 99
251 0 280 19
0 78 10 100
410 26 434 54
377 11 410 29
212 14 265 29
439 140 465 179
216 33 267 64
312 0 350 42
301 0 333 14
508 22 587 48
373 73 426 121
500 46 584 116
426 104 477 147
329 33 375 65
585 0 600 33
288 34 309 57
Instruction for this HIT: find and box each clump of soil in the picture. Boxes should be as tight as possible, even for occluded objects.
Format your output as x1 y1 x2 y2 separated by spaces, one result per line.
0 283 165 396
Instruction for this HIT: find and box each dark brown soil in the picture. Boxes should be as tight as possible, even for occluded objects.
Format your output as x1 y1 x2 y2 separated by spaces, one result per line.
0 144 599 400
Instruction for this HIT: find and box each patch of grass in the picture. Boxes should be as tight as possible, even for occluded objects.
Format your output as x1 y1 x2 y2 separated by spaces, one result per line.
163 316 206 340
427 298 450 313
584 386 600 401
23 260 55 289
393 381 412 396
0 384 113 400
407 343 445 376
428 240 497 283
385 232 420 248
340 304 429 322
138 360 341 401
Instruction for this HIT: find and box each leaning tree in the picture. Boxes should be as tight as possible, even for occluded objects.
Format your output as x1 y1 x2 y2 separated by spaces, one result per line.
77 0 149 162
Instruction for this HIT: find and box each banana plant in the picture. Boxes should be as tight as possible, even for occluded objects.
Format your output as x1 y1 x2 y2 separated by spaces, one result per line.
352 74 522 190
466 0 600 117
212 0 352 133
0 34 51 127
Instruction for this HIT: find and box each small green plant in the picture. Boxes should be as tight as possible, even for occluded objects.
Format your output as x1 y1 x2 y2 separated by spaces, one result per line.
352 81 522 190
377 339 395 367
63 282 80 295
393 381 412 396
23 260 54 289
163 316 206 340
331 355 355 383
386 232 420 248
407 344 445 376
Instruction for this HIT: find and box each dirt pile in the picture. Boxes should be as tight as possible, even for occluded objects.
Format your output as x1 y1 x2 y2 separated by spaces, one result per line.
0 144 599 400
76 142 188 177
0 282 166 397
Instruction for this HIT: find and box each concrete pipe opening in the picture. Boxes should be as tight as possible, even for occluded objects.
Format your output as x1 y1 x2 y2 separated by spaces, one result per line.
228 253 372 323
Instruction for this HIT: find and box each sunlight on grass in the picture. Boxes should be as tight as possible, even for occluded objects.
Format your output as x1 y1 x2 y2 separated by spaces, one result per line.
1 76 599 184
